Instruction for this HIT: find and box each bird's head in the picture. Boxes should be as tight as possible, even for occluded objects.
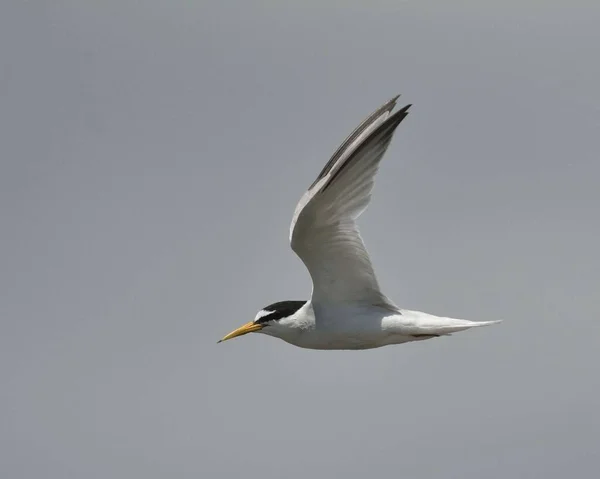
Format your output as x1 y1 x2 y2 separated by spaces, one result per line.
218 300 307 343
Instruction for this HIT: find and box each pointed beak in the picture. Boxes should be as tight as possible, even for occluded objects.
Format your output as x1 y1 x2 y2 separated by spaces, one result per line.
218 321 264 343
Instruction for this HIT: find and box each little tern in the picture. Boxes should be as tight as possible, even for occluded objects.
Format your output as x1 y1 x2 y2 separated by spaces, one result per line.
219 95 501 350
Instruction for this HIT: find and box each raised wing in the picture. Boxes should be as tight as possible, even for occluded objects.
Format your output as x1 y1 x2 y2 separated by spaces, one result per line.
290 96 411 307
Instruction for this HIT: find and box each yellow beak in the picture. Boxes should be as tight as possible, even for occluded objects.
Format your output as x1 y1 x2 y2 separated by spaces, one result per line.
218 321 264 343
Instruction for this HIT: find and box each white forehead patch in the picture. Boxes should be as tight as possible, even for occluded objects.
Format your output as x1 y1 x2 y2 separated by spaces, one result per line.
254 309 274 321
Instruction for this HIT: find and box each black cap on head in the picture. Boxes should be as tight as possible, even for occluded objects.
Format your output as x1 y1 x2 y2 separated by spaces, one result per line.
254 300 306 324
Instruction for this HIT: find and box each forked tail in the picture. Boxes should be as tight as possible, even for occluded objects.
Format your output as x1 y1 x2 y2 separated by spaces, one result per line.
398 310 503 336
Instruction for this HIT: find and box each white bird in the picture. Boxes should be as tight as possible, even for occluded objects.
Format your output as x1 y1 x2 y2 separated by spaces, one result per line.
219 95 501 350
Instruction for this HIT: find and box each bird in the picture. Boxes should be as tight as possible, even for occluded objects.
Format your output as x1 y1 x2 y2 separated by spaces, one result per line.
218 95 501 350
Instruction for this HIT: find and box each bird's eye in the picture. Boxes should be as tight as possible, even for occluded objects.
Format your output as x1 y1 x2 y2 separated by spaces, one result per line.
254 316 273 325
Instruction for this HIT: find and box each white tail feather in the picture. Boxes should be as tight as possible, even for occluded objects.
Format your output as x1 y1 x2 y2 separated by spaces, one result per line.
395 310 503 335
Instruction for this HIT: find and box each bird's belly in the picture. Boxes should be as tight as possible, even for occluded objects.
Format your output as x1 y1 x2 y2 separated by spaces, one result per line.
285 330 416 350
285 318 416 350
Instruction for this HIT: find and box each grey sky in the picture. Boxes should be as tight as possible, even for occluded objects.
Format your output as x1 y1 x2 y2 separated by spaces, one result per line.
2 1 599 478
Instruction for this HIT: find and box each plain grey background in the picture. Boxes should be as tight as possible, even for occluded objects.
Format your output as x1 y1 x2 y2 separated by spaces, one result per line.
2 1 599 478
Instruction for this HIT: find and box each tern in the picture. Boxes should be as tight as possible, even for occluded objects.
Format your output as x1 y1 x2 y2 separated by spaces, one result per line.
219 95 501 350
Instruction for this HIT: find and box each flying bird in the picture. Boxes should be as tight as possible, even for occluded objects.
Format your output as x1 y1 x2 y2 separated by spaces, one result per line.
219 95 501 350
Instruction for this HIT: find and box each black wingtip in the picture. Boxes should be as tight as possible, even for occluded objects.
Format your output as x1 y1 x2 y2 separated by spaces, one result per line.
309 94 405 190
398 103 412 113
386 103 412 126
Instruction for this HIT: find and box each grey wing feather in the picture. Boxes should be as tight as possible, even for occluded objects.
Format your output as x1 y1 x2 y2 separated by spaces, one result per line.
290 97 411 307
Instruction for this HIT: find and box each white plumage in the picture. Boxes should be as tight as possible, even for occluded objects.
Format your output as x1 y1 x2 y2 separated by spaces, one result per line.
219 96 501 350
